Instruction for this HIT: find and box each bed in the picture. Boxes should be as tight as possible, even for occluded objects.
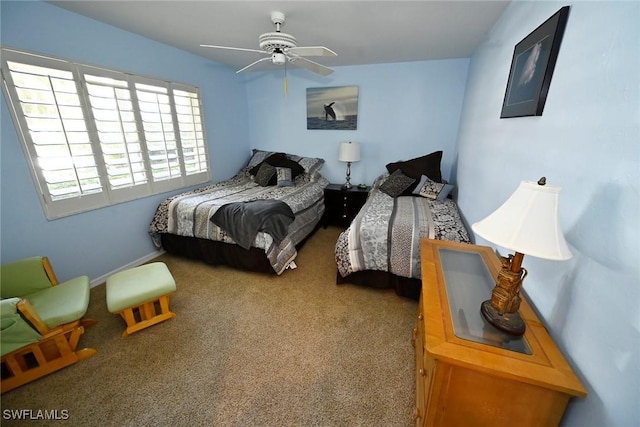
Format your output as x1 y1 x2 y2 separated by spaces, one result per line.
334 151 471 299
149 149 329 275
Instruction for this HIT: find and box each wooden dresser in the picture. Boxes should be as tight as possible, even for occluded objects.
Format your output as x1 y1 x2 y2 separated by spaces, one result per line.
413 239 586 427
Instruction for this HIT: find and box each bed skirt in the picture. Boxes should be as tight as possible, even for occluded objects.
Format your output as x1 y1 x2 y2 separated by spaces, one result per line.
336 270 422 300
161 234 275 273
160 222 321 275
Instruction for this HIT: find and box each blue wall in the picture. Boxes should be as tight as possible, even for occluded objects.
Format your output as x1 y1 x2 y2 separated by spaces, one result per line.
456 2 639 426
0 1 251 282
243 59 469 186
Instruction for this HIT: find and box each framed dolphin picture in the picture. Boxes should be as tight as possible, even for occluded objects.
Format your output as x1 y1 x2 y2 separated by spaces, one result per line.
500 6 569 118
306 86 358 130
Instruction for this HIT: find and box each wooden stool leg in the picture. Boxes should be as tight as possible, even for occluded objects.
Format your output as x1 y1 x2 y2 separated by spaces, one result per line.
121 308 137 325
117 293 175 337
159 295 171 314
141 302 156 321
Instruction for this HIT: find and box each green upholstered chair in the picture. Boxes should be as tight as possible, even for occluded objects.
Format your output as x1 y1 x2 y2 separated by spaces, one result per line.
0 257 97 393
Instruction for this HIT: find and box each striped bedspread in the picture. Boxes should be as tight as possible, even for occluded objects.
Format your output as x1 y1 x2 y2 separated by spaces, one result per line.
149 172 328 274
335 177 470 280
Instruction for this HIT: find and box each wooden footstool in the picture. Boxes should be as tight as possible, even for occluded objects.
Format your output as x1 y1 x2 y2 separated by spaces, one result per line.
106 262 176 337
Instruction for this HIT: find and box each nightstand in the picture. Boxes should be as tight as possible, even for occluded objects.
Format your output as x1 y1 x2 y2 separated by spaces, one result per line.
414 239 586 427
323 184 370 228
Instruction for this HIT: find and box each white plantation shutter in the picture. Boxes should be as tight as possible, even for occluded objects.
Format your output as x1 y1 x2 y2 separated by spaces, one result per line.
174 87 208 177
2 53 109 218
1 48 210 219
135 81 181 184
84 73 148 190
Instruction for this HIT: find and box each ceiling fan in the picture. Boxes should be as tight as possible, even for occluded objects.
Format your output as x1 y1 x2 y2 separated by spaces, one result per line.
200 11 337 76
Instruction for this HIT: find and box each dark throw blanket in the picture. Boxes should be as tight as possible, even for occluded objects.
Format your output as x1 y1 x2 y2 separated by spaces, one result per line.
210 200 295 250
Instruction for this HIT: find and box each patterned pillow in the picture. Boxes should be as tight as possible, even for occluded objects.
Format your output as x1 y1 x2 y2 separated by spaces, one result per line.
276 167 294 187
267 156 305 179
287 154 325 178
412 175 453 200
254 162 276 186
249 153 287 176
246 150 322 180
246 149 277 170
380 169 416 197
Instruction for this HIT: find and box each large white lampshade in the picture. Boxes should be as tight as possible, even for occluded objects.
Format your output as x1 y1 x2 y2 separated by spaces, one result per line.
472 180 572 261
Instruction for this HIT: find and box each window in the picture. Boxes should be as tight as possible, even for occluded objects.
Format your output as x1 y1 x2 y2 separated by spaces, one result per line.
1 48 210 219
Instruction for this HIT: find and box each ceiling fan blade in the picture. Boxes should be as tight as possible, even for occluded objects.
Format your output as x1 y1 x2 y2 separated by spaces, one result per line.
288 56 334 76
286 46 337 57
200 44 267 55
236 57 272 73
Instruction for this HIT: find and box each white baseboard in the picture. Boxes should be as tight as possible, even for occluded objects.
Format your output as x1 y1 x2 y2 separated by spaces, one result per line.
90 250 165 288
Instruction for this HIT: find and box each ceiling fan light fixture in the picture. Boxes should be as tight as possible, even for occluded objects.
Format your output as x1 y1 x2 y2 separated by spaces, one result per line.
272 52 286 65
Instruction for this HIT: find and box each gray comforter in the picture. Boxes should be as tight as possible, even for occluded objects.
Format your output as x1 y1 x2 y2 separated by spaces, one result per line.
335 173 470 280
149 171 328 274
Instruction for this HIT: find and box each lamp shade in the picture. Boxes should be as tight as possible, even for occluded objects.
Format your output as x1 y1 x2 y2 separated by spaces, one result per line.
471 181 572 261
338 141 360 162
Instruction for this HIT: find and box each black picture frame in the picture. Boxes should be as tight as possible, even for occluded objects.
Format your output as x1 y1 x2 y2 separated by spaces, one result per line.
500 6 570 118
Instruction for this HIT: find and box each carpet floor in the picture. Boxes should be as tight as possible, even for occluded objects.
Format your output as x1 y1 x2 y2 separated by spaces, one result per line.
1 227 418 426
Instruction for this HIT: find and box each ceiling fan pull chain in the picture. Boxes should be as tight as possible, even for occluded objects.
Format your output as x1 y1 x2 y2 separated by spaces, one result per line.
284 61 288 96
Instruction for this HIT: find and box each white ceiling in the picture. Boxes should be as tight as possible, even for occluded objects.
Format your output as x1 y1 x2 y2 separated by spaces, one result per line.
47 1 510 73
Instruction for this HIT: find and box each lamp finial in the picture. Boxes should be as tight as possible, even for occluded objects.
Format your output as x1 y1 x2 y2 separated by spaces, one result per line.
537 177 547 186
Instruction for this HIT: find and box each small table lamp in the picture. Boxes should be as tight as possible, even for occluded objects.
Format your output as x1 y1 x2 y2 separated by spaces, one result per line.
471 177 572 336
338 141 361 189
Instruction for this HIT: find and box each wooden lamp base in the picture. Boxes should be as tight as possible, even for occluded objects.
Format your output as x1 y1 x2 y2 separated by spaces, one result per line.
480 252 528 336
481 300 526 336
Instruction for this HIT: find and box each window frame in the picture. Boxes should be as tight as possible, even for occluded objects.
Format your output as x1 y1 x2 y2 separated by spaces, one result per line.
1 47 210 220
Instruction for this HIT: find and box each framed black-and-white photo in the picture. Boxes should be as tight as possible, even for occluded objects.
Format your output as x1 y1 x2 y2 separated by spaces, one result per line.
500 6 570 118
306 86 358 130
